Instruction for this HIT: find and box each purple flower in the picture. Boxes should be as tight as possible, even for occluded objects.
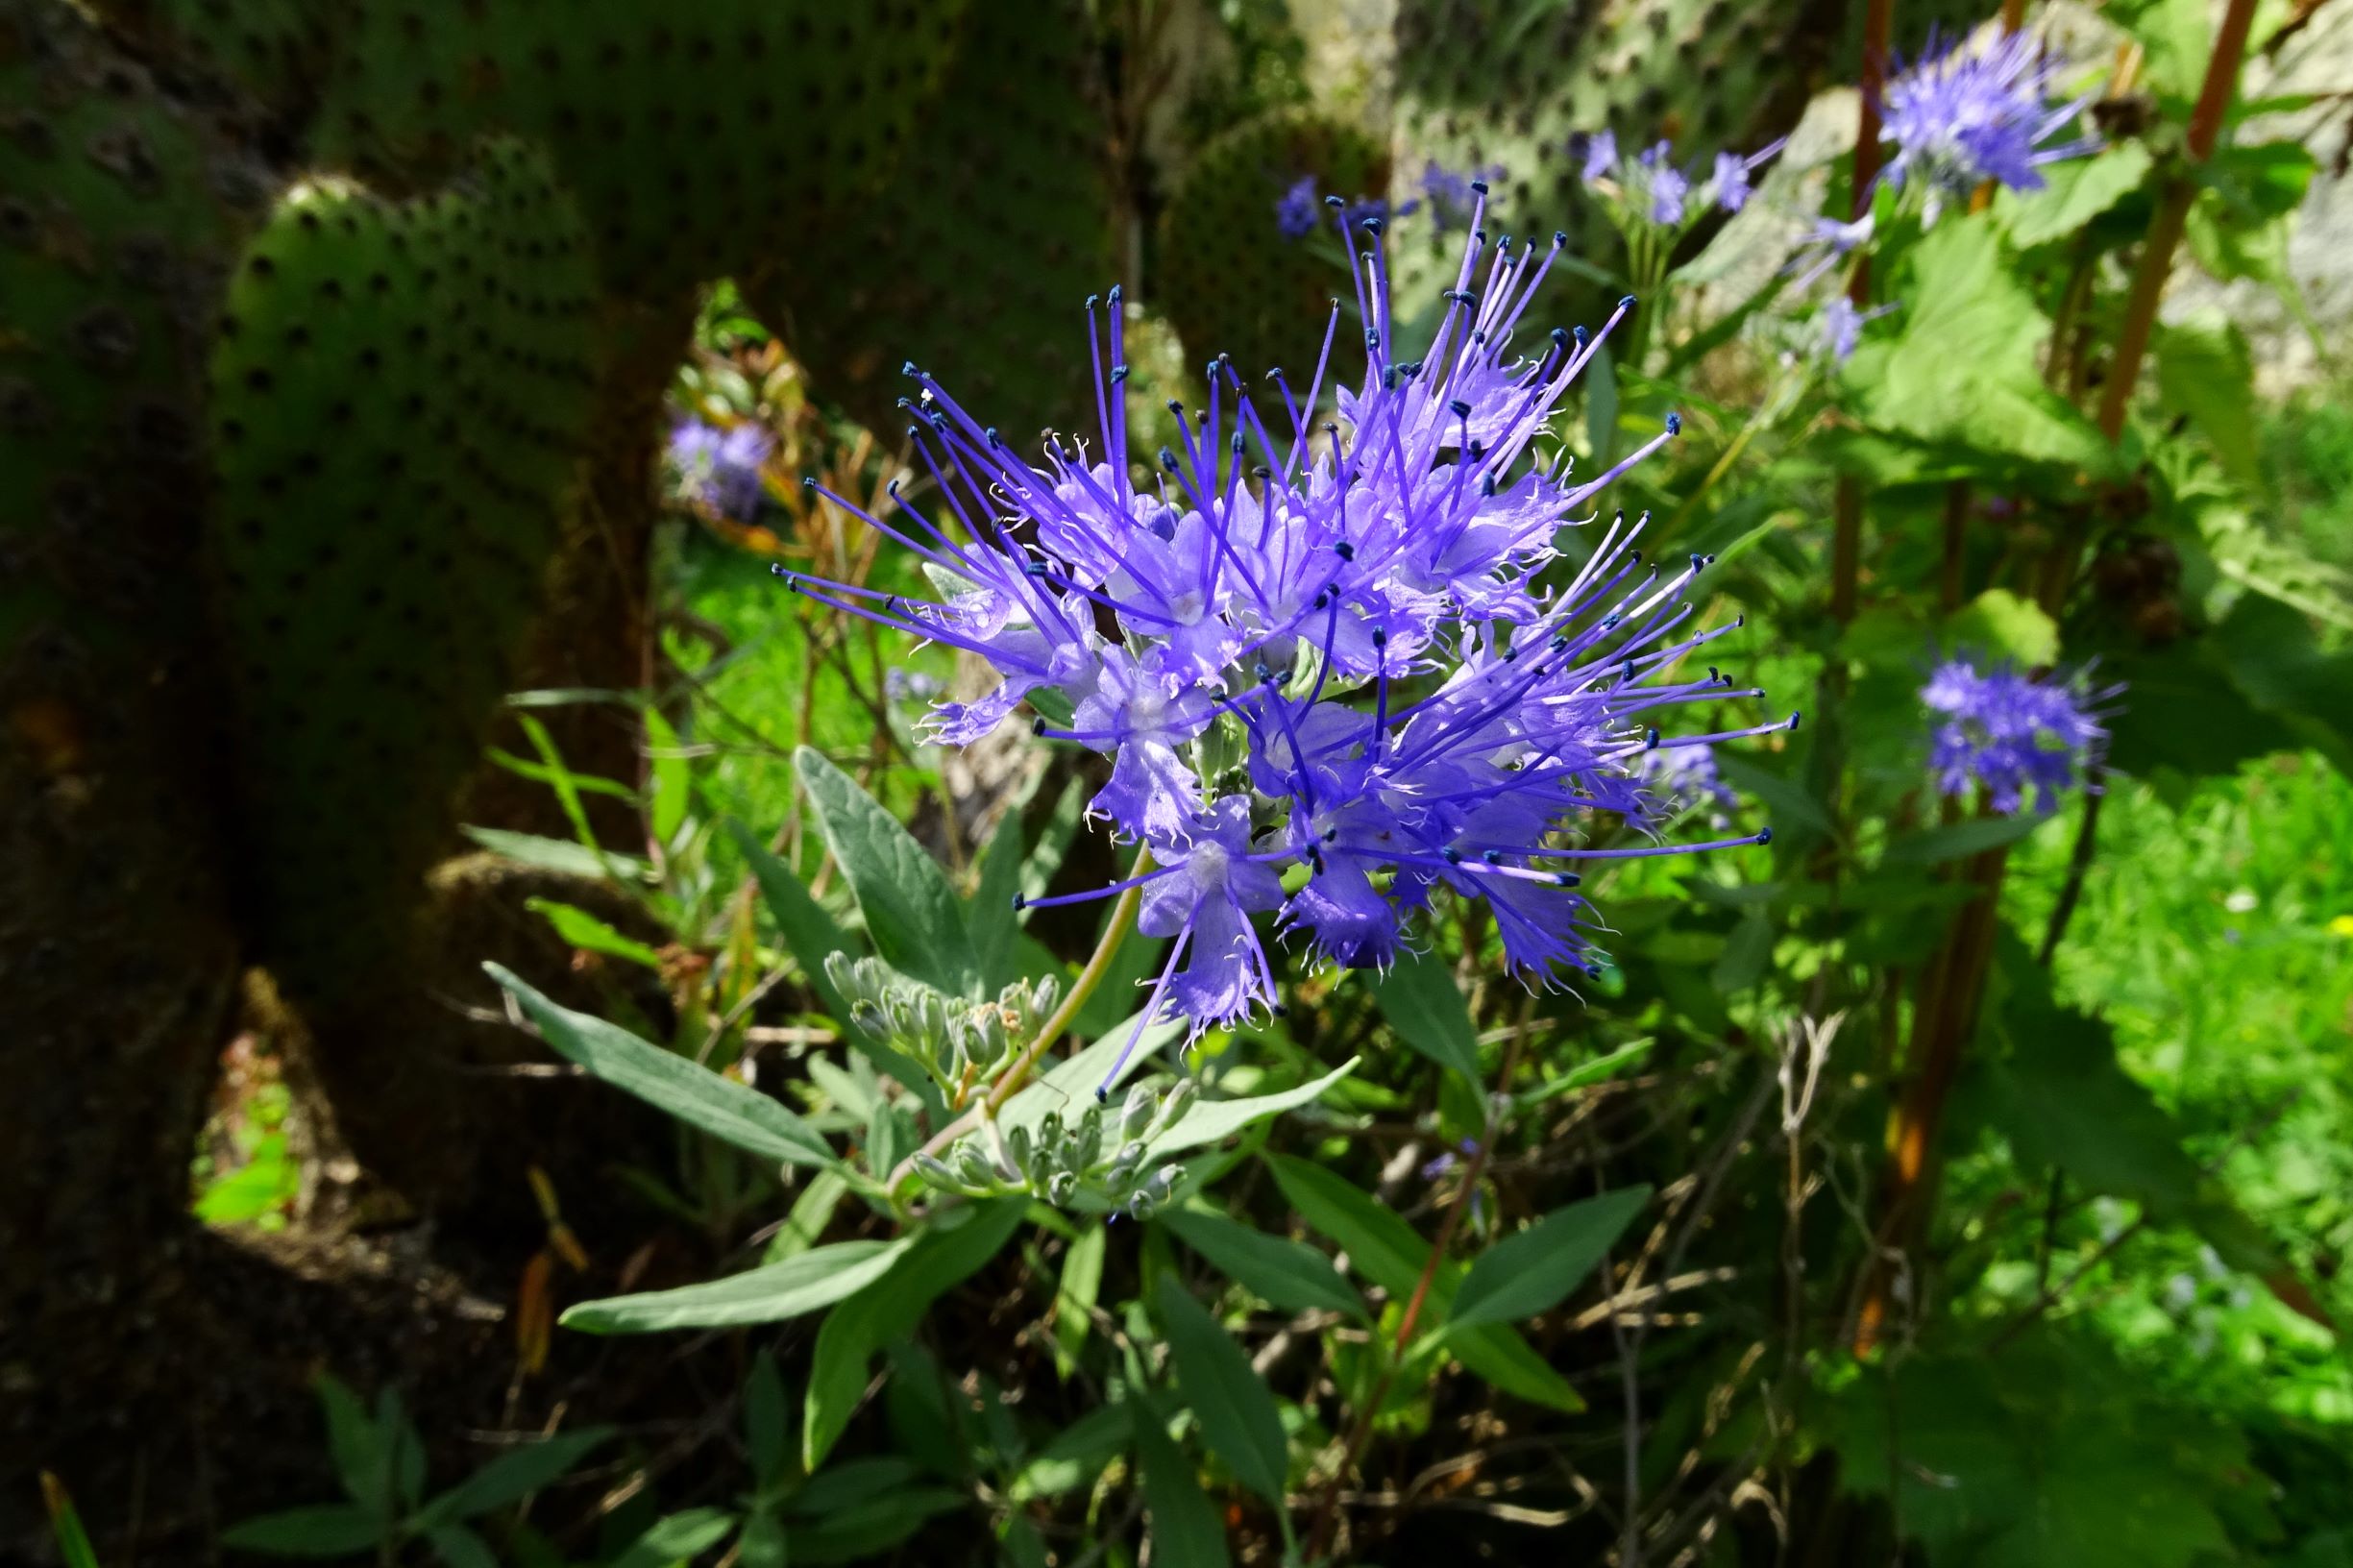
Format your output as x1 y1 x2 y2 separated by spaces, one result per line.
1580 130 1619 185
780 200 1787 1092
1638 740 1740 825
1276 176 1321 240
1814 297 1893 364
1579 135 1783 230
1420 159 1507 231
669 417 772 519
1641 143 1691 224
1880 31 2096 198
1920 655 2112 814
1787 213 1874 289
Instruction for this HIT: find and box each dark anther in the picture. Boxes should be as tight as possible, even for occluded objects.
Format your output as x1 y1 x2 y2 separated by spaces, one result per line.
901 359 919 376
1470 179 1489 195
1253 465 1272 479
1788 710 1803 730
1646 727 1660 748
1553 230 1568 247
1324 194 1345 208
1574 326 1589 348
1482 849 1502 864
1618 294 1638 311
1158 446 1180 471
1011 892 1027 909
1360 216 1384 235
1333 541 1356 560
1665 411 1682 435
1551 326 1568 348
1448 398 1473 419
1085 292 1099 309
1030 716 1046 735
1371 626 1387 647
1757 826 1775 845
1690 552 1704 572
1443 847 1463 864
1110 365 1130 383
1166 399 1184 414
1109 284 1122 304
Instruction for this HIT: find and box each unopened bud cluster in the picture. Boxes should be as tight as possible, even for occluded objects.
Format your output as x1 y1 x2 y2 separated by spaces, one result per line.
826 953 1059 1097
911 1078 1200 1220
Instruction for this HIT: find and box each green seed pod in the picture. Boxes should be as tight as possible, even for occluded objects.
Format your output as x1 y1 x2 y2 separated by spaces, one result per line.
1147 1078 1200 1139
954 1143 999 1189
913 1152 961 1189
1046 1171 1078 1206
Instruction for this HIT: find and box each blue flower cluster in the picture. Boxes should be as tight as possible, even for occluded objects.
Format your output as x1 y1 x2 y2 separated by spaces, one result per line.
668 417 772 521
1921 655 2109 814
1579 132 1783 227
1420 159 1507 231
782 193 1786 1084
1276 175 1400 241
1880 30 2096 199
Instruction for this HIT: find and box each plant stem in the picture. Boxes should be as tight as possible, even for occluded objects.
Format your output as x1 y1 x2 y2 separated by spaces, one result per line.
1305 1022 1532 1558
2091 0 2260 453
2036 775 2105 965
887 849 1150 1192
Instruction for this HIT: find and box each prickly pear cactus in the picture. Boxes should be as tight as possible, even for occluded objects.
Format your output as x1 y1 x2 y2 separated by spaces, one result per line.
205 138 600 992
307 0 972 301
1389 0 1840 300
0 0 253 1397
749 0 1118 437
87 0 331 112
1156 110 1389 383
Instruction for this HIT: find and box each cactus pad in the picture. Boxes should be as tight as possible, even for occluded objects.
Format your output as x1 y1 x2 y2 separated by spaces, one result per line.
1156 110 1390 384
748 0 1117 437
205 137 600 991
308 0 970 301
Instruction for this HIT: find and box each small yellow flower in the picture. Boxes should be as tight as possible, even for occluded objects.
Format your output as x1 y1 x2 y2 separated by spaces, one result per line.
2329 914 2353 938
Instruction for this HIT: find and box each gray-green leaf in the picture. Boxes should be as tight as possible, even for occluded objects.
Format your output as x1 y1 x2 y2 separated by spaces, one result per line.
562 1239 909 1334
1154 1276 1288 1507
797 747 981 997
1162 1209 1367 1320
488 964 834 1170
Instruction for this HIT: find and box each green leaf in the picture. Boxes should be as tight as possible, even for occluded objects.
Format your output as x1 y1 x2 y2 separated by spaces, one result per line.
792 1457 920 1516
1845 216 2111 472
1709 908 1773 994
1162 1208 1367 1320
425 1523 500 1568
727 820 853 1017
797 746 981 997
1713 754 1832 839
803 1202 1027 1470
221 1505 385 1556
791 1488 967 1565
1449 1188 1649 1329
1052 1223 1107 1379
642 705 692 845
607 1507 739 1568
1371 955 1483 1085
1516 1041 1654 1109
1154 1277 1288 1506
745 1350 791 1487
1147 1060 1359 1156
488 965 837 1170
1880 812 2047 865
1131 1404 1232 1568
1267 1157 1583 1410
39 1475 100 1568
1994 144 2153 248
2154 312 2261 489
416 1429 609 1523
969 809 1026 990
562 1238 909 1334
314 1373 392 1520
1264 1155 1427 1299
461 826 649 882
766 1166 850 1262
524 898 664 969
1009 1405 1130 1503
1946 587 2059 671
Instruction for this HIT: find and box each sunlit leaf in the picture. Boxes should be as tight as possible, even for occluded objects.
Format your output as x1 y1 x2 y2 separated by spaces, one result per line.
561 1239 909 1334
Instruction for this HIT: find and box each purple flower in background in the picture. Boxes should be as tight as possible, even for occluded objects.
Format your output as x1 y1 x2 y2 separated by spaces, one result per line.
1880 30 2096 197
1640 142 1691 223
1421 159 1507 231
1580 135 1784 229
782 193 1787 1092
1814 297 1894 364
1787 213 1874 289
1276 176 1322 240
1639 740 1740 825
1580 130 1619 185
1921 655 2112 814
669 417 772 520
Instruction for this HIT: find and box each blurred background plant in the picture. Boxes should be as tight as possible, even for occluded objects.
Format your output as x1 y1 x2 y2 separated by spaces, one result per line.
5 0 2350 1563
